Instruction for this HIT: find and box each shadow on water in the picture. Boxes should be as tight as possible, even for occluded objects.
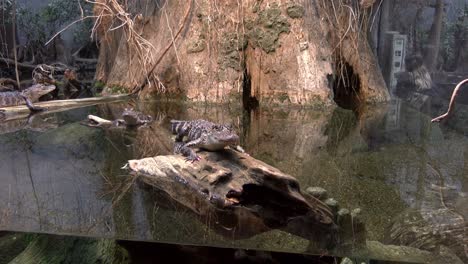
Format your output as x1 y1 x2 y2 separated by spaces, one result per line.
0 98 466 262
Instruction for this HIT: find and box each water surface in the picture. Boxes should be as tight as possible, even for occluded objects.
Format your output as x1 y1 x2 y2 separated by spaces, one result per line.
0 99 466 262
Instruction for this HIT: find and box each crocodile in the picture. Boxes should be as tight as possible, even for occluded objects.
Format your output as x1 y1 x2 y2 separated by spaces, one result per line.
120 108 153 127
0 84 56 112
32 64 57 85
170 119 241 161
0 64 57 113
86 108 153 128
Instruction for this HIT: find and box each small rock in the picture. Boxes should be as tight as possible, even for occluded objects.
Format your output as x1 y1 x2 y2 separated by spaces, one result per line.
324 198 339 216
351 208 362 217
338 208 350 217
337 208 352 228
340 257 355 264
324 198 338 208
306 187 328 200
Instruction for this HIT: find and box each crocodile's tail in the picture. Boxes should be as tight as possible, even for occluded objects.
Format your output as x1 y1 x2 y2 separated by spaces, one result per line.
170 120 191 134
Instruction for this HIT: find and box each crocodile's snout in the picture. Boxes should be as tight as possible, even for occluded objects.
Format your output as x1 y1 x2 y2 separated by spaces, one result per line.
215 133 239 144
225 134 239 143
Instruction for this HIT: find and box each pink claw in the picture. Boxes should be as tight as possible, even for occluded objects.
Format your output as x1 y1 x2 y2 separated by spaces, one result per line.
185 156 201 163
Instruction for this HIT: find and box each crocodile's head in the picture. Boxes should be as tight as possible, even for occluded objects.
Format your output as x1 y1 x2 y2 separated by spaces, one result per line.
22 84 56 102
203 124 240 151
122 108 153 126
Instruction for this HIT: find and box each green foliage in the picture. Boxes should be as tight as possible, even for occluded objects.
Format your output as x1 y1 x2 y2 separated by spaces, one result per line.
17 7 48 45
94 80 106 90
108 85 128 94
0 0 12 12
73 18 94 45
16 0 93 48
440 7 467 71
440 21 457 70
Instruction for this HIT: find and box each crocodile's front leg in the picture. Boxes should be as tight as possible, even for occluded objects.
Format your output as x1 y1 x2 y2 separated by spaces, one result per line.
174 138 203 162
21 95 45 112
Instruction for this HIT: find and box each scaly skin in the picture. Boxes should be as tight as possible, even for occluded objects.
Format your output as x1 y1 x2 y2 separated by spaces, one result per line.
121 108 153 126
170 119 240 162
0 84 56 112
0 64 56 113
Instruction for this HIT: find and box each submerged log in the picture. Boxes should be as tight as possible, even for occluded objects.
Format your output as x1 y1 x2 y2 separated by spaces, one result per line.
128 148 337 245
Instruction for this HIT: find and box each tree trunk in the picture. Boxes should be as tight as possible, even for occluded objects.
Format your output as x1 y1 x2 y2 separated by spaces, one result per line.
455 39 468 73
95 0 389 107
455 21 468 73
377 0 391 66
0 3 15 57
424 0 445 72
413 7 424 53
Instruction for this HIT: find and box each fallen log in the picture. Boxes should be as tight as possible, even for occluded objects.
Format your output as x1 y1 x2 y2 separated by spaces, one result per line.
73 56 98 64
0 78 19 90
0 58 37 70
0 58 77 73
127 149 337 245
0 94 132 121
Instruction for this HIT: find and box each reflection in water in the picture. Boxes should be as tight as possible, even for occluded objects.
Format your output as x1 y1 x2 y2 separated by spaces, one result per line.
0 99 466 262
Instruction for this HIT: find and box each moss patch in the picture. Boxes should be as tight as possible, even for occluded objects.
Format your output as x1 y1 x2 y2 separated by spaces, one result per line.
227 89 242 104
286 4 305 19
247 4 290 53
219 32 247 70
219 51 242 71
221 32 248 54
187 39 206 53
218 4 291 70
217 4 293 71
278 93 290 103
94 80 105 90
107 85 128 95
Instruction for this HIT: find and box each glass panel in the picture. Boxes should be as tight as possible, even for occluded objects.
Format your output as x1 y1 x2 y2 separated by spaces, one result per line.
0 99 465 263
0 0 467 263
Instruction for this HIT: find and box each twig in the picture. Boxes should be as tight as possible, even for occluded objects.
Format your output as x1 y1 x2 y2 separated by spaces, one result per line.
12 0 20 88
369 0 383 31
45 16 101 46
0 57 38 69
163 5 180 64
431 79 468 123
73 56 98 63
